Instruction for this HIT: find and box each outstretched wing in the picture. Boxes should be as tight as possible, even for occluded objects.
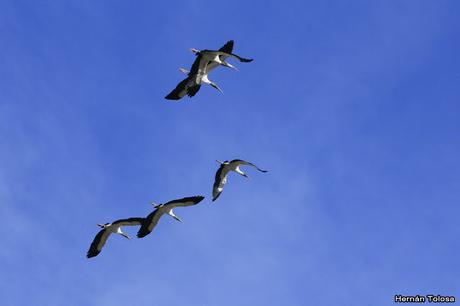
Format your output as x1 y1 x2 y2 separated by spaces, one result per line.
189 53 208 76
219 40 234 54
227 53 253 63
165 77 191 100
187 84 201 97
231 159 268 172
87 228 111 258
164 196 205 208
112 217 144 227
137 209 164 238
218 40 252 62
166 53 208 100
212 165 231 201
165 77 201 100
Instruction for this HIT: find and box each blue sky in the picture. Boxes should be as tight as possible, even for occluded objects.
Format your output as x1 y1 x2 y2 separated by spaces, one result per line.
1 0 459 305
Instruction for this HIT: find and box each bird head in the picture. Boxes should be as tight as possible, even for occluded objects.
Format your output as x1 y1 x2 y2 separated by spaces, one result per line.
150 201 162 208
189 48 200 55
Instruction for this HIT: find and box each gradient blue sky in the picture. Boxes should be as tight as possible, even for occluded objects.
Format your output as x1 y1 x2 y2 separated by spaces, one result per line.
1 1 459 305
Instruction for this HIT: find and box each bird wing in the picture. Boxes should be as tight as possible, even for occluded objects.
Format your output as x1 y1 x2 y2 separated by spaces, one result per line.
212 165 231 201
87 228 111 258
112 217 144 227
189 53 209 76
219 40 234 54
165 77 191 100
203 40 234 74
212 51 253 63
164 196 205 208
165 77 201 100
206 61 220 74
166 53 208 100
230 159 268 172
137 209 164 238
187 83 201 97
216 41 252 62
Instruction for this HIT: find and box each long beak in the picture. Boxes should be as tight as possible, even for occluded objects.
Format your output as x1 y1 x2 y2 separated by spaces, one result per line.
211 83 223 93
242 173 249 179
174 216 182 223
216 160 223 164
190 48 199 54
122 233 131 239
151 201 162 208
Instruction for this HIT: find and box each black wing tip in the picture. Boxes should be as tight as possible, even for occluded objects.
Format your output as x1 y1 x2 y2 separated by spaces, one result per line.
212 193 221 202
136 230 148 238
181 195 205 202
86 251 99 258
194 195 205 202
219 40 234 53
165 94 181 100
241 58 253 62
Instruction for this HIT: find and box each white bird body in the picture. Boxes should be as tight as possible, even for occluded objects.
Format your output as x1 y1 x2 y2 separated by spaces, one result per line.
87 217 144 258
212 159 267 201
137 196 205 238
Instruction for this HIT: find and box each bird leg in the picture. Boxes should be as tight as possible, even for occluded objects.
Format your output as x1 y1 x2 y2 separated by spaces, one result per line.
235 168 249 178
168 210 182 222
118 230 131 239
210 83 223 93
222 61 238 71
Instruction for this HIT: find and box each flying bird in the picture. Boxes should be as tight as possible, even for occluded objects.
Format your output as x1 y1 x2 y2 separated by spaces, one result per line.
137 196 205 238
87 217 144 258
164 52 222 100
190 40 253 73
212 159 267 202
165 40 253 100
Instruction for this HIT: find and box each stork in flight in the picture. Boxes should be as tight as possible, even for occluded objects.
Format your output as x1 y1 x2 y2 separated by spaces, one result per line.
87 217 144 258
165 40 252 100
164 52 222 100
212 159 267 201
190 40 253 73
137 196 205 238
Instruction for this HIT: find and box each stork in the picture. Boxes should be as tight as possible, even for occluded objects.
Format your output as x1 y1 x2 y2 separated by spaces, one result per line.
87 217 144 258
137 196 205 238
165 51 223 100
165 40 253 100
190 40 253 73
212 159 267 201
